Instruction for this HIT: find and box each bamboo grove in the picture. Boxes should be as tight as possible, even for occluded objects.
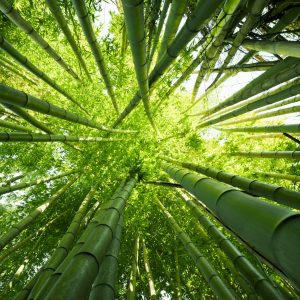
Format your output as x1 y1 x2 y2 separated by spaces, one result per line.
0 0 299 299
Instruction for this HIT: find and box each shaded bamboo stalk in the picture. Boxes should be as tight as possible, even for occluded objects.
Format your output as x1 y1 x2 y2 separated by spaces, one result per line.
156 198 236 299
191 0 245 101
0 58 37 85
253 94 300 115
0 0 79 79
0 169 76 196
122 0 157 132
241 39 300 59
211 0 270 86
0 83 136 134
89 215 124 300
71 0 119 113
142 239 158 300
163 162 300 288
161 156 300 209
201 57 300 118
221 105 300 126
0 174 24 187
237 133 300 139
40 177 137 299
218 124 300 134
255 172 300 183
0 177 77 251
0 132 124 143
127 236 140 300
45 0 91 80
229 150 300 159
0 120 32 133
0 35 87 113
143 181 182 188
113 0 223 127
177 190 286 299
29 187 97 298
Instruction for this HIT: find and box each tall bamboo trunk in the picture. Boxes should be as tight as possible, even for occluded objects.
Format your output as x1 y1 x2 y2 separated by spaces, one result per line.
229 151 300 159
163 162 300 289
255 172 300 182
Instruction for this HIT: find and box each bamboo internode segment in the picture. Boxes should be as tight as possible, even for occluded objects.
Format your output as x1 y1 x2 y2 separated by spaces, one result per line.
163 162 300 288
218 124 300 134
229 151 300 159
220 105 300 125
0 35 87 113
156 198 236 300
161 156 300 209
71 0 119 114
0 132 124 143
41 177 137 299
113 0 223 127
211 0 270 87
0 83 136 134
0 119 32 132
0 0 79 80
201 57 300 118
45 0 91 80
0 177 77 250
177 191 283 299
199 71 300 127
241 39 300 59
0 169 76 196
255 172 300 182
29 187 97 298
122 0 157 131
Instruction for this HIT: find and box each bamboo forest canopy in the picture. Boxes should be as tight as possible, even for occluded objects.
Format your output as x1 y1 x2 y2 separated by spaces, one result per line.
0 0 300 298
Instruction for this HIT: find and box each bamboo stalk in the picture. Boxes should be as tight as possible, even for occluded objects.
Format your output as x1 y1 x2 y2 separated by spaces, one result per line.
255 171 300 182
0 35 87 114
160 156 300 209
45 0 91 80
229 150 300 159
0 83 136 134
71 0 119 114
0 132 124 143
156 198 236 299
219 124 300 134
163 162 300 288
0 177 77 250
0 0 79 79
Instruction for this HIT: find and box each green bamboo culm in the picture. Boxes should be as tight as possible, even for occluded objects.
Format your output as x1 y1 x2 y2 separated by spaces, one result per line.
211 0 270 86
0 177 77 251
0 0 79 80
0 174 24 187
163 162 300 288
177 191 284 299
71 0 119 114
0 57 37 85
142 239 158 300
228 150 300 159
219 124 300 134
0 169 76 196
89 215 124 300
127 236 140 300
0 35 88 114
3 104 54 134
240 39 300 59
156 198 236 300
255 171 300 183
199 77 300 127
0 83 136 134
0 132 124 143
113 0 224 127
29 187 97 299
156 0 187 62
121 0 157 132
148 0 170 69
201 57 300 118
40 177 137 300
45 0 91 80
161 156 300 209
0 119 32 133
221 105 300 126
191 0 243 102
